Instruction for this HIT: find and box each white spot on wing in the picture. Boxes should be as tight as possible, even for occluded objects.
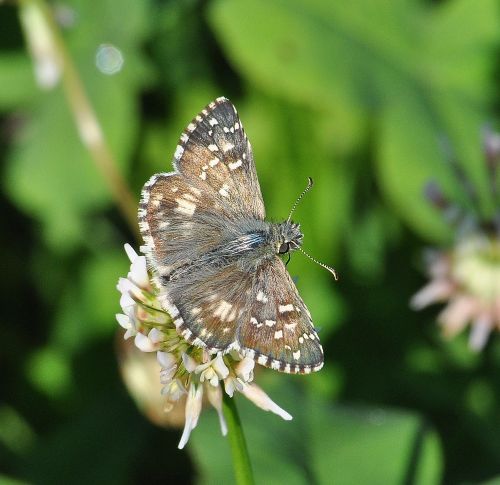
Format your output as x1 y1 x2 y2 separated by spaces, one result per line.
213 300 233 321
279 304 294 313
219 184 230 198
228 160 243 170
174 198 196 216
293 350 301 360
208 144 219 152
256 291 268 303
274 330 283 339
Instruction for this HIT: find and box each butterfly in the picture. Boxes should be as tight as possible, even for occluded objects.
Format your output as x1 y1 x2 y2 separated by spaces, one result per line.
138 97 336 374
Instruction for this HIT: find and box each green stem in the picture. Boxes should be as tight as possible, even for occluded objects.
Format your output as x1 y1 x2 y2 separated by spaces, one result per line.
222 393 255 485
18 0 140 240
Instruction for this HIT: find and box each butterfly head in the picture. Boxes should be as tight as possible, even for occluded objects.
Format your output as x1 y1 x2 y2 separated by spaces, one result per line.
276 221 303 255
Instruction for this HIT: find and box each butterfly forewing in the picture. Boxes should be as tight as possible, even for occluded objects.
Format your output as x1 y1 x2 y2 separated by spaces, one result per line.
139 173 229 280
172 98 265 221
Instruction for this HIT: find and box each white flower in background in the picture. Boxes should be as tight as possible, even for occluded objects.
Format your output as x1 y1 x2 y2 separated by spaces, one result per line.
411 128 500 351
117 244 292 449
411 234 500 350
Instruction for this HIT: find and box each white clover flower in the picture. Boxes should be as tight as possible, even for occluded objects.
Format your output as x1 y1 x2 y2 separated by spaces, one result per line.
117 244 293 449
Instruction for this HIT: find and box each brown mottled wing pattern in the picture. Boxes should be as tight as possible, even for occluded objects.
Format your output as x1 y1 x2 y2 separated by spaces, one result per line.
139 97 323 374
139 97 265 351
238 257 323 373
139 97 264 281
173 98 265 221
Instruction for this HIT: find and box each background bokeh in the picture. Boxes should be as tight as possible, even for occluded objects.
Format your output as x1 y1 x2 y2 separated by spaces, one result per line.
1 0 500 483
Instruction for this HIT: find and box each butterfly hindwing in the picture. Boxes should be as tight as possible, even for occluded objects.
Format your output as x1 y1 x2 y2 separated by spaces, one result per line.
160 261 251 353
157 254 323 374
238 257 324 373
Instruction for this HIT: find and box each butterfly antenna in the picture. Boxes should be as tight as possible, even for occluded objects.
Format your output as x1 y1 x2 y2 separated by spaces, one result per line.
287 177 314 222
296 246 339 281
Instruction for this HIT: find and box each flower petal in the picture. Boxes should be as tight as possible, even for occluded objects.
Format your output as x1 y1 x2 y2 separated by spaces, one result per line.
212 354 230 380
178 383 204 449
410 280 454 310
157 351 176 369
119 292 136 310
239 383 292 421
206 383 227 436
235 356 255 382
182 353 198 373
129 255 149 289
134 332 157 352
124 243 139 263
148 328 164 344
469 312 493 351
116 313 131 330
438 296 477 338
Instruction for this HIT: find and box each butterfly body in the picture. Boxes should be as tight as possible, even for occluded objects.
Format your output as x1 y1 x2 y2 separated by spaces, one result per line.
139 97 324 374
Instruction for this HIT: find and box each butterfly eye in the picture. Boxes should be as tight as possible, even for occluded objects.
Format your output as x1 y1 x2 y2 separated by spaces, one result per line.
278 242 289 254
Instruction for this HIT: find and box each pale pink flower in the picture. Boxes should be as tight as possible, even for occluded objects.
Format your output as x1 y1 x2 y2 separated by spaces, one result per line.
411 234 500 351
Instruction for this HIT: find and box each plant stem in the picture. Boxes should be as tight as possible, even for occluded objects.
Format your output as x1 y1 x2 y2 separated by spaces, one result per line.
222 393 255 485
18 0 140 239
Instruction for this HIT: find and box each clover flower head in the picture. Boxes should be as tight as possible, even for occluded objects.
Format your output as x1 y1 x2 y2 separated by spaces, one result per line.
411 129 500 351
117 244 292 448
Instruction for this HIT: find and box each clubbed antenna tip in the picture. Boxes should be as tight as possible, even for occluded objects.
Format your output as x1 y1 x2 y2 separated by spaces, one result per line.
287 177 314 222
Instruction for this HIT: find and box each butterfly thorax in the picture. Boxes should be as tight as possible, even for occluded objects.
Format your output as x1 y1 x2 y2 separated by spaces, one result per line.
218 219 302 272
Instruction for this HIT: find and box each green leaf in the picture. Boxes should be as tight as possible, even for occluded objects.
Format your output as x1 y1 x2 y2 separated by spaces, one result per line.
51 248 128 353
190 379 443 484
208 0 500 241
309 403 442 485
0 53 37 110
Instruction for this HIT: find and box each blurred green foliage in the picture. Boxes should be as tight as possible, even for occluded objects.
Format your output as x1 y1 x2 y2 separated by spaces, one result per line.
1 0 500 483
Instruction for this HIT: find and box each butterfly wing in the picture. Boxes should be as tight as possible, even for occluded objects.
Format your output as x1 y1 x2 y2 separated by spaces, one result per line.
172 97 265 221
139 97 323 373
138 97 265 346
159 252 323 373
238 256 324 374
139 97 265 279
